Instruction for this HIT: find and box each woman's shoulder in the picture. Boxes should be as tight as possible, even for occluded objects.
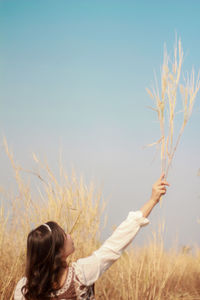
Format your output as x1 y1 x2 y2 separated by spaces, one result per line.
72 255 100 286
14 277 26 300
72 261 85 283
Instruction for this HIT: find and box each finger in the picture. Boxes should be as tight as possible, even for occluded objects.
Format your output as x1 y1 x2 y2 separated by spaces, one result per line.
159 173 165 180
158 186 166 190
159 188 167 194
160 180 170 186
157 186 166 192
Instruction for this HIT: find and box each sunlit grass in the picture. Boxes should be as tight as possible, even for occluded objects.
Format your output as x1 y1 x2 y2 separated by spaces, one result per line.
146 36 200 178
0 142 200 299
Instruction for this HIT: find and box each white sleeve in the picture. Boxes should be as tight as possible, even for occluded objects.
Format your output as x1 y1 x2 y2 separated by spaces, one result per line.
14 277 26 300
73 210 149 286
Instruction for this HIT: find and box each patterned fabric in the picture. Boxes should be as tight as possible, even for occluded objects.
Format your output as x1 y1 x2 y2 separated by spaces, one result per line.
14 211 149 300
48 266 95 300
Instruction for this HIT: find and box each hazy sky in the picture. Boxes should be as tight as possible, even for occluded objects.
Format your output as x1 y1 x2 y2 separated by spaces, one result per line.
0 0 200 249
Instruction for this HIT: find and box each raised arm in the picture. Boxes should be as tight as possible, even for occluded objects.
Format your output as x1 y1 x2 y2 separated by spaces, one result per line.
73 173 170 286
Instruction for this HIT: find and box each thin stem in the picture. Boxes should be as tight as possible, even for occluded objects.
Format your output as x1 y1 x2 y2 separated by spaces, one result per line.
165 124 185 178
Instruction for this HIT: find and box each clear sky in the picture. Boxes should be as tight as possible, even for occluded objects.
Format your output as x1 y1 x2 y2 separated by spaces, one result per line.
0 0 200 249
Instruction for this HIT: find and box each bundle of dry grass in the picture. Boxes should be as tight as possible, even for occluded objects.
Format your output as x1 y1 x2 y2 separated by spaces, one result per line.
146 36 200 178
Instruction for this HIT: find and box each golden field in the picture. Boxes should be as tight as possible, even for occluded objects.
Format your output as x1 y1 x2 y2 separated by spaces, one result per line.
0 144 200 300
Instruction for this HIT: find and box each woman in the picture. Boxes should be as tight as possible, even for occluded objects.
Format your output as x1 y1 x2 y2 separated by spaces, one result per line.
14 173 169 299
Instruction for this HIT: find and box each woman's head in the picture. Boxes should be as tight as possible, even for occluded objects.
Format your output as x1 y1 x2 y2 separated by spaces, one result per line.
22 221 74 299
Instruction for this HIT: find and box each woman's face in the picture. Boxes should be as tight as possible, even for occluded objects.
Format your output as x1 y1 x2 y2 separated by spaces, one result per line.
62 233 75 258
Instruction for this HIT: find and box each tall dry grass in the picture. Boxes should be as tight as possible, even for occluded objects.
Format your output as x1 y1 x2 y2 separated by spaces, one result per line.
0 139 105 299
146 36 200 178
0 142 200 300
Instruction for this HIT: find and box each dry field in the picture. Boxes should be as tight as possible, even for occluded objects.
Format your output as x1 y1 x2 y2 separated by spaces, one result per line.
0 145 200 299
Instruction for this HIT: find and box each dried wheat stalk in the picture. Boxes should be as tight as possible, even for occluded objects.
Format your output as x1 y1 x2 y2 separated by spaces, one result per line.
146 37 200 178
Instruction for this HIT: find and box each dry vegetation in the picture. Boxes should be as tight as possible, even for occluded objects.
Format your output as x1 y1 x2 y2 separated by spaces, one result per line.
146 36 200 178
0 141 200 300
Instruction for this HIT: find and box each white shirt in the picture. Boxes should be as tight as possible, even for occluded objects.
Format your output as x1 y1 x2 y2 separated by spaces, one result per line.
14 210 149 299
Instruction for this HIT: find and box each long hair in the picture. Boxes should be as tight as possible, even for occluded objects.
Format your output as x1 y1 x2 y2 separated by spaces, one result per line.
22 221 67 300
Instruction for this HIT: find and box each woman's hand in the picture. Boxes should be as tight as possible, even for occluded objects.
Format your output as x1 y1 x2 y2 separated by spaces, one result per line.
140 173 170 218
150 173 170 204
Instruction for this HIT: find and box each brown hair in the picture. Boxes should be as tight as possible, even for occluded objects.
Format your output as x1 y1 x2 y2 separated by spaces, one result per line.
22 221 67 299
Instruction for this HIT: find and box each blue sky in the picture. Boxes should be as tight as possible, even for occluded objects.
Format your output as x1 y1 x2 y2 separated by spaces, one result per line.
0 0 200 249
